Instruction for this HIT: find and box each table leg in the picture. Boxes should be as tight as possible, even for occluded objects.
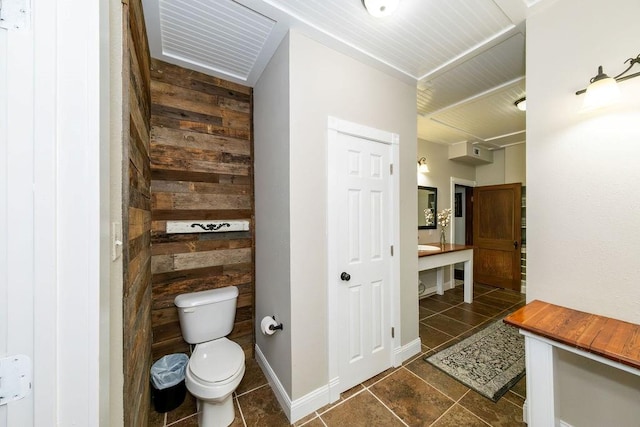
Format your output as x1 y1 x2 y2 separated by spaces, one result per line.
436 267 444 295
463 259 473 303
524 334 557 426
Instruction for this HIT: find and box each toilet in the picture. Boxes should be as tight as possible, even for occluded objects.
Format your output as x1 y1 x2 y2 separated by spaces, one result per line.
175 286 246 427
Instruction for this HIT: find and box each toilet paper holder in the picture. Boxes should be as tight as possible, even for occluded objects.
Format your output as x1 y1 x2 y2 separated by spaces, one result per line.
260 315 284 336
268 316 283 331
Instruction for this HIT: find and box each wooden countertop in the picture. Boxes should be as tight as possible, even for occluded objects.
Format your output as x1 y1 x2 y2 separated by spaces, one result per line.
418 243 473 257
504 300 640 370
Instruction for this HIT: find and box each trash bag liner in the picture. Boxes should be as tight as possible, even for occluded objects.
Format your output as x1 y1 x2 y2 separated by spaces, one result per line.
150 353 189 390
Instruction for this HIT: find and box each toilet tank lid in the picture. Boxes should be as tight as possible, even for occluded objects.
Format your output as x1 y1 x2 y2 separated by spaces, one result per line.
174 286 239 308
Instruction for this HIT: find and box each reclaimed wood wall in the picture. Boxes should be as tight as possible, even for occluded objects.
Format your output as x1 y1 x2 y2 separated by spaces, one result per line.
149 59 254 362
123 0 152 425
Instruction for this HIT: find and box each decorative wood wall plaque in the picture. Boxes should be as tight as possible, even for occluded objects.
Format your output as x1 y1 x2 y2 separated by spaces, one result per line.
166 220 250 234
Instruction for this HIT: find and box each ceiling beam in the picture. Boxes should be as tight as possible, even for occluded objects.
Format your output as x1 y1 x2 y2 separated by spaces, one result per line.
417 24 523 85
491 0 528 24
419 76 525 119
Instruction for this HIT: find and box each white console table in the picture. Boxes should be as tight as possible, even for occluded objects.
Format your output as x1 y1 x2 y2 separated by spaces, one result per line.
504 300 640 426
418 244 474 303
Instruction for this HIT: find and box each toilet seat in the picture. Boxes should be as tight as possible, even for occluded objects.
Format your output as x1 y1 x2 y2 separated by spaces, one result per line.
189 338 244 386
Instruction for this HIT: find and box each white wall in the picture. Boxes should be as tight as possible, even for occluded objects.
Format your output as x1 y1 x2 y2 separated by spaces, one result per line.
254 34 293 395
527 0 640 322
417 140 474 244
504 144 526 184
255 29 417 404
108 1 124 424
288 31 417 399
417 140 475 291
475 148 505 186
527 0 640 424
475 144 526 186
555 349 640 426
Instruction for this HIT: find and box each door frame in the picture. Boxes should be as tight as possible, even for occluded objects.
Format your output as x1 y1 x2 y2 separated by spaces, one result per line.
449 177 476 289
326 117 400 402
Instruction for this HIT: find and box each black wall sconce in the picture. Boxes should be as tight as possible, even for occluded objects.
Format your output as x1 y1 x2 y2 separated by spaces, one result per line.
514 97 526 111
576 54 640 109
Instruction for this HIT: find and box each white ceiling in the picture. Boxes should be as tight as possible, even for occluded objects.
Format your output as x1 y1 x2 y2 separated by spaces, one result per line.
143 0 547 149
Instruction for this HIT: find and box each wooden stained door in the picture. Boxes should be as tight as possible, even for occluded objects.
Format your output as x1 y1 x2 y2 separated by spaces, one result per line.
473 183 522 291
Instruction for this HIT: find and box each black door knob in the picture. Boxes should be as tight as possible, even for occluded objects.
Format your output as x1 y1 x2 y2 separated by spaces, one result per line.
340 272 351 281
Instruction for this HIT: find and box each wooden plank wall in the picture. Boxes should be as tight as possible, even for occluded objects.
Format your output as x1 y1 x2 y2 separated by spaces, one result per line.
149 59 254 363
123 0 152 426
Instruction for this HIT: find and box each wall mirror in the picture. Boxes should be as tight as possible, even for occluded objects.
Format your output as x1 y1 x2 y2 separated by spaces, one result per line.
418 186 437 229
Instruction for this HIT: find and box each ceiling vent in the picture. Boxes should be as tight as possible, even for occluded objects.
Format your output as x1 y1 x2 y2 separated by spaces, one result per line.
448 142 493 165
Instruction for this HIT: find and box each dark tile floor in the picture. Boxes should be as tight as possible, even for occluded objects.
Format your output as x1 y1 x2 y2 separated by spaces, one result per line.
150 283 527 426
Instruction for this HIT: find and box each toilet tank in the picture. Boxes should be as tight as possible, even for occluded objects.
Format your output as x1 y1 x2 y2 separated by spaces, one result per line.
174 286 238 344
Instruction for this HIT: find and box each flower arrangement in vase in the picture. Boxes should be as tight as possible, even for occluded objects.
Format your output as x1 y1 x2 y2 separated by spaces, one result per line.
423 208 434 227
437 208 452 247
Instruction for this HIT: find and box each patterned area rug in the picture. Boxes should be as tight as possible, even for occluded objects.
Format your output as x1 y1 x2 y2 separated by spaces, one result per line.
424 318 525 402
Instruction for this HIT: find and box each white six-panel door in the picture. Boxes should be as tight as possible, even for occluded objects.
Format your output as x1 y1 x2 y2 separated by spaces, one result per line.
327 117 398 396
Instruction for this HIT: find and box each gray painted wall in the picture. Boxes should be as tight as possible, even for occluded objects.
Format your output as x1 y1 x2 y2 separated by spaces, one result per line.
254 34 293 394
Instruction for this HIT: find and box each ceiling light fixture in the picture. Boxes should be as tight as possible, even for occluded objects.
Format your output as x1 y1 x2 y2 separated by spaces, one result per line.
417 157 429 173
514 97 526 111
576 54 640 109
362 0 400 18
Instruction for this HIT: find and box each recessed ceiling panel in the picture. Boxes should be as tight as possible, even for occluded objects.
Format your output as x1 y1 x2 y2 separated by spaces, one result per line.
482 131 526 148
158 0 276 81
265 0 514 78
417 33 525 115
417 116 470 145
431 80 526 140
143 0 536 147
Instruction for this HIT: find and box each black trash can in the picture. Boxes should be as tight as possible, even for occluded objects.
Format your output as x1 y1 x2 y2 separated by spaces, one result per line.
150 353 189 413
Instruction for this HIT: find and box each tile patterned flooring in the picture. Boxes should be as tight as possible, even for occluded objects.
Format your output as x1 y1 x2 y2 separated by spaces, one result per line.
150 283 527 426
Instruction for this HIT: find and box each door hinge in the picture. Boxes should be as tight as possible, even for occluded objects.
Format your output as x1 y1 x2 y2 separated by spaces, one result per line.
391 327 395 339
0 354 32 405
390 245 394 256
389 164 393 175
0 0 31 30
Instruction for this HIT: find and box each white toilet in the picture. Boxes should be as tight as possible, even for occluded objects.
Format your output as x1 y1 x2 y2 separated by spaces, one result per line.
175 286 246 427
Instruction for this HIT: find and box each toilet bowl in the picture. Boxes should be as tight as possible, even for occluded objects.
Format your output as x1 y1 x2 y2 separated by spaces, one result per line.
186 338 245 427
175 286 245 427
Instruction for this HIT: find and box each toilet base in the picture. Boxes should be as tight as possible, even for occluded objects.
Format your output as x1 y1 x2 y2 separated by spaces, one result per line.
197 393 235 427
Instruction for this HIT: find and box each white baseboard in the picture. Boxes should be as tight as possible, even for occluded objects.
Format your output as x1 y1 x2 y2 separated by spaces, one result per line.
419 285 437 298
393 338 422 366
418 281 455 299
255 339 423 423
522 398 573 427
254 344 331 424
